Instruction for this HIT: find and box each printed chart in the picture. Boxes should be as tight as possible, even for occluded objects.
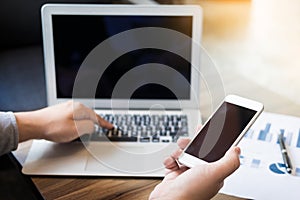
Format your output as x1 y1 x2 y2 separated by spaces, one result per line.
221 112 300 200
241 116 300 176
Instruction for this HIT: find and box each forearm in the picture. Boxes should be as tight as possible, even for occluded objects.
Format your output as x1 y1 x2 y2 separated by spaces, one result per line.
14 111 44 142
13 101 112 144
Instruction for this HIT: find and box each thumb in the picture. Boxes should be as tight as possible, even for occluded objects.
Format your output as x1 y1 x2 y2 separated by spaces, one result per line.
211 147 241 181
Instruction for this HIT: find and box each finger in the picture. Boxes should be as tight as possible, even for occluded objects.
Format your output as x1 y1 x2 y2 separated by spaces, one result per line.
196 124 202 132
177 138 190 149
97 115 114 129
212 146 241 181
171 148 183 160
164 165 189 178
72 102 113 129
75 120 95 136
163 146 186 170
163 156 179 171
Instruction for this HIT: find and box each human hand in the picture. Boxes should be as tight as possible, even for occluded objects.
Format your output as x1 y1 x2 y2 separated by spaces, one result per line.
15 101 113 143
149 138 241 200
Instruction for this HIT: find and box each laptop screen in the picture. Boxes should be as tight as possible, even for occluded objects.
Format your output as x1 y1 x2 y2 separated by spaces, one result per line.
52 15 193 100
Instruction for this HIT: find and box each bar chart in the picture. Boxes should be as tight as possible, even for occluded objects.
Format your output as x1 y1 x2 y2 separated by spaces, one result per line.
238 112 300 176
221 112 300 200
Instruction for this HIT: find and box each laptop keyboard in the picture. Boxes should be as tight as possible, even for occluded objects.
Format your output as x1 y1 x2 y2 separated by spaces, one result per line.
89 114 189 143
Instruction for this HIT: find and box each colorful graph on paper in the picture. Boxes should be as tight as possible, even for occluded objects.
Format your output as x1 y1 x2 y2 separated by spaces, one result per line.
221 112 300 200
241 112 300 176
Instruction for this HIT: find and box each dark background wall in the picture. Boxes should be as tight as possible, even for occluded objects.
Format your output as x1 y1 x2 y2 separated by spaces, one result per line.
0 0 129 112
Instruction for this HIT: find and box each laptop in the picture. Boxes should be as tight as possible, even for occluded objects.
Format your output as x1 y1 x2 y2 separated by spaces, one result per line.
22 4 203 177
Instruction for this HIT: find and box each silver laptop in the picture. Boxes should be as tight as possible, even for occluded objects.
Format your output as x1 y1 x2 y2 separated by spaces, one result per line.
22 4 203 177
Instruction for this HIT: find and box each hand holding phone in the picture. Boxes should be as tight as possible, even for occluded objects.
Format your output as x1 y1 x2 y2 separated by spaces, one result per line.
179 95 263 167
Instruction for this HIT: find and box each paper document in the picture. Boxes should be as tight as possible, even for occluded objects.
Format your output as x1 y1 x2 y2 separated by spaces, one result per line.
220 112 300 200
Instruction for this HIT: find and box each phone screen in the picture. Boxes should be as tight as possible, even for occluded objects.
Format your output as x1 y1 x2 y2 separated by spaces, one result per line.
185 102 257 162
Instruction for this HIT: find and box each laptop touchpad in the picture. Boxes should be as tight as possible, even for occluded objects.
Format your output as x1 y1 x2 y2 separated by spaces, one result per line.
84 143 176 174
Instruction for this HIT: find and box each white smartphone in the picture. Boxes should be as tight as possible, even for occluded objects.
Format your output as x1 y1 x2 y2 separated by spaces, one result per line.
178 95 263 167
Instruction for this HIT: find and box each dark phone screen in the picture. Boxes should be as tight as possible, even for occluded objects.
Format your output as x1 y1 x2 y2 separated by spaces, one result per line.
185 102 257 162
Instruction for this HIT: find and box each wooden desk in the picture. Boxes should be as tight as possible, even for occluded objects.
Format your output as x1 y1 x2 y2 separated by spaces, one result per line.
15 0 300 199
15 141 241 200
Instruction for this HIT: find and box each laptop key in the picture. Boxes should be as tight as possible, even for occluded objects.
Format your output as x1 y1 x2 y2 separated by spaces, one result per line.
91 135 138 142
152 136 160 143
160 136 172 143
139 137 150 142
108 136 138 142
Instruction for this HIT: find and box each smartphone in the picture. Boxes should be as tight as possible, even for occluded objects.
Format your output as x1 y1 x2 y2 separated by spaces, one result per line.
178 95 263 167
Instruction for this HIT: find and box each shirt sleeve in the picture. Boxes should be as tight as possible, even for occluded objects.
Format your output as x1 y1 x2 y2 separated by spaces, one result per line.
0 112 19 156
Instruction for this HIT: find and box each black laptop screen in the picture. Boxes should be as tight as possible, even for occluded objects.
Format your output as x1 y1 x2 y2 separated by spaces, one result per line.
52 15 193 99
